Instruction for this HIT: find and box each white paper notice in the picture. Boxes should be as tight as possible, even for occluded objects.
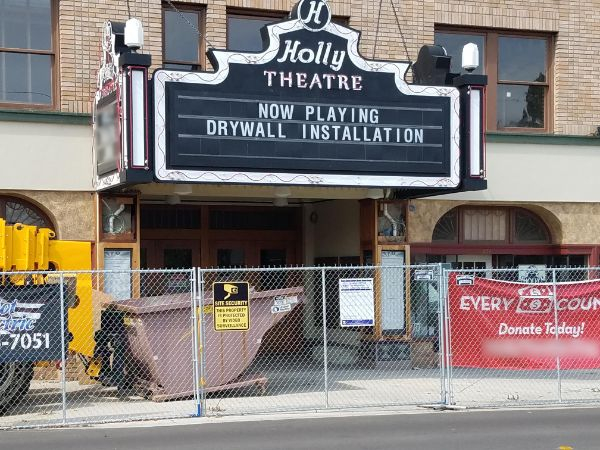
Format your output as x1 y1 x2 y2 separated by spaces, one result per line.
339 278 375 327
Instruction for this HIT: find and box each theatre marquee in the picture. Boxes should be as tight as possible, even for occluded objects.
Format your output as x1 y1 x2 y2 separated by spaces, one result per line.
153 0 466 188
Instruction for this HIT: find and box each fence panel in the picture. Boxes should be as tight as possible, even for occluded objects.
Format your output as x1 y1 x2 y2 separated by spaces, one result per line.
445 267 600 408
199 267 327 416
64 269 197 424
0 269 197 428
553 267 600 404
0 271 67 428
198 264 444 416
324 265 443 409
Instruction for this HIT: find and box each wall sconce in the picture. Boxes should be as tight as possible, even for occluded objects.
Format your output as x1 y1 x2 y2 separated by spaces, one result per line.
173 184 193 195
366 188 384 199
274 186 292 198
166 194 181 205
273 197 289 207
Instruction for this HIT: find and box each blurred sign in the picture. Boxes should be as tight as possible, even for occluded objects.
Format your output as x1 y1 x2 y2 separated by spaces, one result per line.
339 278 374 327
518 264 547 283
415 269 434 281
213 282 249 331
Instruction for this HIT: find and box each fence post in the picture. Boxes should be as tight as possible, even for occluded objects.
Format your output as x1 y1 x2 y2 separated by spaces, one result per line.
198 268 207 416
442 266 453 405
552 268 562 403
191 269 201 417
321 267 329 408
59 273 67 425
437 263 447 405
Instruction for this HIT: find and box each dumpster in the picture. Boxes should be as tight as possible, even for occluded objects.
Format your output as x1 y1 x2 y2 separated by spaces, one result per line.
106 286 303 401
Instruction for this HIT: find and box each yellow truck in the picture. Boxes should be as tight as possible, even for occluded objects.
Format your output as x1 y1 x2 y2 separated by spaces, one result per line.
0 219 94 413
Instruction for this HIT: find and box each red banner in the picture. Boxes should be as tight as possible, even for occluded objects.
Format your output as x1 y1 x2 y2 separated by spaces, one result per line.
448 273 600 369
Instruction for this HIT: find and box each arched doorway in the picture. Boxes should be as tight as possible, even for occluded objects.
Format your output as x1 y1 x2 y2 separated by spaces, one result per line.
0 196 54 229
413 206 588 271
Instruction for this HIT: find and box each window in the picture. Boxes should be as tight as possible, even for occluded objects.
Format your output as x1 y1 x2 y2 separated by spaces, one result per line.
141 205 201 229
227 10 350 52
435 29 552 131
432 206 550 244
227 12 286 52
209 209 296 230
0 0 56 107
162 5 205 70
0 196 53 229
463 208 507 242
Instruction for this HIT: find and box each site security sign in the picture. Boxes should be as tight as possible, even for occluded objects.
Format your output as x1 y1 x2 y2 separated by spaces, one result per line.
153 0 460 188
449 274 600 370
213 282 250 331
0 284 65 363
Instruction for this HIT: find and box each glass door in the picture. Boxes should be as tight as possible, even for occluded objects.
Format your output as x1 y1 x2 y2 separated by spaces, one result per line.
140 239 200 295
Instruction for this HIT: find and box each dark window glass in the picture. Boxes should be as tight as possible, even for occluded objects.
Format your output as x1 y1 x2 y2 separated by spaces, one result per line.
513 210 549 242
227 16 279 52
1 52 52 104
141 206 201 229
260 249 287 289
498 37 546 82
434 32 485 75
0 0 54 106
227 14 349 52
0 0 52 50
163 9 202 68
210 210 296 230
163 248 193 269
140 247 148 269
3 198 52 228
260 249 286 267
217 248 245 268
432 210 458 242
497 84 545 129
497 37 547 129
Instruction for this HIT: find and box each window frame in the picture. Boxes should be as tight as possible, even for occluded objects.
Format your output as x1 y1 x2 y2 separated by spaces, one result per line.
435 26 554 133
432 206 551 245
226 9 287 51
226 9 350 50
0 0 58 110
0 196 54 229
162 3 206 70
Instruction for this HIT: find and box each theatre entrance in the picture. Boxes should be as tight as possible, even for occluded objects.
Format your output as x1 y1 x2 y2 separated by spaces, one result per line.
139 204 302 270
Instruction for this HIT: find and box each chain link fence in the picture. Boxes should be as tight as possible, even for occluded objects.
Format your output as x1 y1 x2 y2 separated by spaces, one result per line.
0 269 197 428
197 265 442 416
4 265 600 428
445 266 600 408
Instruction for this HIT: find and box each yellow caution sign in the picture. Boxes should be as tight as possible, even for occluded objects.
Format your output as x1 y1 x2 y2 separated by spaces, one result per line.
213 282 250 331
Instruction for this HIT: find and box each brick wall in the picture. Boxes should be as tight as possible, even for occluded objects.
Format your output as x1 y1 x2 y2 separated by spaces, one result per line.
58 0 600 134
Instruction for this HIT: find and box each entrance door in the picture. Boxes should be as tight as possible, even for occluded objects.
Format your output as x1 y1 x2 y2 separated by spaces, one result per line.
140 239 200 296
209 240 296 268
141 239 201 269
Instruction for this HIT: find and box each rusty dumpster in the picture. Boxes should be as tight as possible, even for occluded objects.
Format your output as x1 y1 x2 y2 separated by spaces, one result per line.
107 286 303 401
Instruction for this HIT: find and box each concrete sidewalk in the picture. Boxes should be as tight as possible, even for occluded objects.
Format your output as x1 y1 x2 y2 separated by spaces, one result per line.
2 367 600 428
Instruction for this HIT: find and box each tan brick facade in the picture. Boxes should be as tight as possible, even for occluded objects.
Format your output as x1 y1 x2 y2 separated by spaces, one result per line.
56 0 600 135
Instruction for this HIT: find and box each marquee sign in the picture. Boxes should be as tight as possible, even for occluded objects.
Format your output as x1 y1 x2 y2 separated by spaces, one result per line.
93 21 152 191
153 0 462 188
93 21 124 189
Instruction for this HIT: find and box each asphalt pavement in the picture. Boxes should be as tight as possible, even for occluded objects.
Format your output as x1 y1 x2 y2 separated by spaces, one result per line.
2 407 598 450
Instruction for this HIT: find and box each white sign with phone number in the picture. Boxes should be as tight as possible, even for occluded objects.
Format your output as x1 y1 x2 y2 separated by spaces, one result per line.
339 278 374 327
